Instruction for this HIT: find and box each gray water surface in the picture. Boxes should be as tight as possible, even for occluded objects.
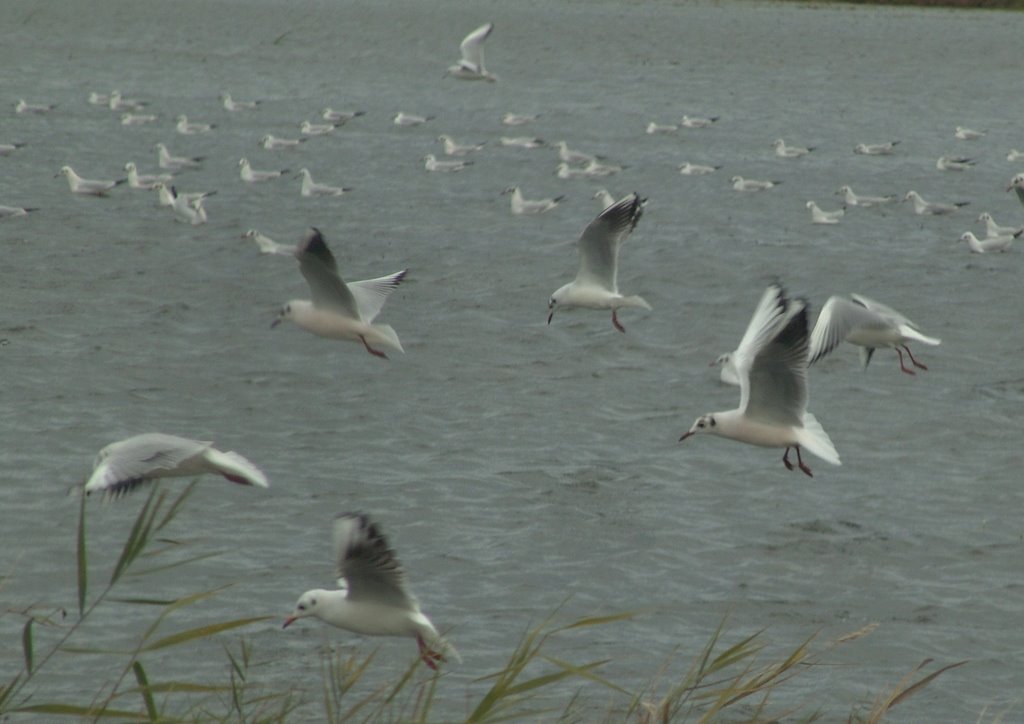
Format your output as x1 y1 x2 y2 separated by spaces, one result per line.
1 0 1022 720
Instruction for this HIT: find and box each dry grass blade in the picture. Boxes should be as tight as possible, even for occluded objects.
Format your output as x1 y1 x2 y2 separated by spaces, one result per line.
132 661 158 721
21 620 33 674
864 658 969 722
138 616 273 653
76 491 87 617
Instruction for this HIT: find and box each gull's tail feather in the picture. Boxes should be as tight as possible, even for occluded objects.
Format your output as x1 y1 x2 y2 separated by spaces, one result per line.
205 449 269 488
621 295 652 311
798 412 841 466
372 324 404 353
899 325 941 347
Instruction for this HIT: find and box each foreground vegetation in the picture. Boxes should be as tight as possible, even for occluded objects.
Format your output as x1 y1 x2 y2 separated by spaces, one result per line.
1 484 968 721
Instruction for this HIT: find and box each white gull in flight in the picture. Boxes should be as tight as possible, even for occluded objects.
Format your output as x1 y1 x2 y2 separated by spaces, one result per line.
446 22 497 81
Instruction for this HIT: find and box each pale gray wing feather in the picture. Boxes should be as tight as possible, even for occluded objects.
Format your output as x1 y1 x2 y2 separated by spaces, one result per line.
295 228 359 317
333 513 414 608
86 433 208 492
348 270 407 323
809 296 892 365
460 23 493 71
849 293 915 328
738 293 809 426
575 192 643 291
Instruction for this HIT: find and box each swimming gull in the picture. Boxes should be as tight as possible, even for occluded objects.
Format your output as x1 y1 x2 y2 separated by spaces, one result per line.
502 112 539 126
156 143 204 170
835 185 896 207
502 186 565 214
680 115 718 128
124 161 173 190
853 141 900 155
773 139 815 158
731 176 781 192
678 162 721 176
954 126 985 140
958 231 1017 254
423 154 471 172
298 168 351 197
806 201 844 224
322 108 366 123
977 212 1023 237
175 115 216 135
437 135 485 156
221 92 260 111
57 166 125 196
902 191 969 215
242 229 297 256
239 158 289 183
300 120 339 136
393 112 433 127
936 156 975 171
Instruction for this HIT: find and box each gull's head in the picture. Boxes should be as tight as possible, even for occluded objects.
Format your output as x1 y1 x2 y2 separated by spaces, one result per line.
730 176 742 184
1006 174 1024 191
680 414 716 442
547 286 570 324
836 185 850 195
124 162 136 172
239 158 249 168
805 201 815 210
773 139 784 147
711 353 731 368
978 212 991 222
282 589 322 629
501 186 518 195
958 232 974 244
437 135 450 143
176 115 187 123
57 165 73 178
271 303 293 329
296 168 311 179
242 229 256 239
902 191 916 202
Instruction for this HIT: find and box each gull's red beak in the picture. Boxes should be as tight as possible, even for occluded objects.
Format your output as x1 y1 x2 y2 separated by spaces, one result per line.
679 431 695 442
282 616 297 629
546 311 554 325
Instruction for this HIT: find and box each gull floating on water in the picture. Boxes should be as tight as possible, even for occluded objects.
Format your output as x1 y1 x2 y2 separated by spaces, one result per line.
646 122 679 134
806 200 845 224
156 143 204 170
502 186 565 214
84 433 268 498
853 140 900 155
958 230 1018 254
322 108 366 123
272 228 406 358
120 112 158 126
547 192 649 333
0 142 27 156
260 134 306 150
731 176 781 192
221 92 260 111
680 114 718 128
557 160 622 180
555 141 601 165
300 120 339 136
108 90 146 111
0 204 36 218
836 185 896 207
1006 149 1024 162
809 293 941 375
57 166 125 196
393 112 433 127
437 135 485 156
298 168 350 196
903 190 968 215
424 154 471 172
152 182 215 208
502 112 539 126
680 284 840 477
446 22 497 81
88 91 110 106
936 155 975 171
1004 174 1024 207
16 99 55 114
239 157 289 182
283 512 458 669
773 139 815 158
500 136 545 149
166 188 208 225
124 161 173 190
242 229 297 256
175 115 216 135
678 162 721 176
954 126 985 140
977 212 1023 237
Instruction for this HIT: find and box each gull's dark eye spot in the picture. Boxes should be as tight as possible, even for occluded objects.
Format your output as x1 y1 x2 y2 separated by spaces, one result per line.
298 604 306 611
310 598 317 606
710 418 716 428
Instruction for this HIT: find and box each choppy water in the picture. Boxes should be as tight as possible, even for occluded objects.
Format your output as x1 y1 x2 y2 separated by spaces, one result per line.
2 0 1023 719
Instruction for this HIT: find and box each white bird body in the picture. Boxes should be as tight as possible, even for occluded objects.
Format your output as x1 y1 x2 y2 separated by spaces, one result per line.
58 166 124 196
680 114 718 128
1006 149 1024 162
502 112 538 126
242 229 297 256
500 136 545 149
298 168 350 196
124 161 173 189
120 112 158 126
221 93 260 111
903 190 968 215
272 228 406 358
152 182 214 208
503 186 564 214
84 433 268 498
284 513 458 668
959 231 1015 254
0 142 26 156
646 122 679 134
393 112 433 127
773 139 814 158
423 154 471 172
16 99 54 114
447 22 497 81
809 293 941 374
437 135 484 156
260 134 306 150
593 189 616 209
156 143 204 170
548 192 649 333
680 285 840 477
0 204 36 218
1005 174 1024 207
555 141 600 165
731 176 781 192
955 126 985 140
678 162 721 175
806 200 844 224
88 91 110 106
108 90 145 111
171 193 208 225
853 141 900 155
936 155 975 171
300 120 339 136
239 158 288 182
175 115 216 134
977 212 1023 237
836 185 896 207
322 108 365 123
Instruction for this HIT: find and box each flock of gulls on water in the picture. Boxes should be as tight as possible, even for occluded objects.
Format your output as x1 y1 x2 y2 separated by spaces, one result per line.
5 18 1021 669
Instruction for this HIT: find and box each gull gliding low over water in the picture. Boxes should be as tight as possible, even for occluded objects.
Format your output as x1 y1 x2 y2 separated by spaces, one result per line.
446 22 496 81
272 228 407 359
84 433 269 498
680 284 840 477
547 192 649 333
808 294 941 375
283 513 458 669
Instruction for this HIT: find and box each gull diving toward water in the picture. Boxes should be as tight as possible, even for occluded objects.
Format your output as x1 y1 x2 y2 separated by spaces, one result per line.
446 22 497 81
221 92 260 111
773 139 815 158
156 143 204 170
836 185 896 207
958 230 1018 254
437 135 484 156
423 154 472 172
678 162 721 175
936 156 975 171
124 161 173 189
1005 174 1024 207
903 190 969 215
955 126 985 140
239 158 289 182
283 513 459 670
809 294 941 375
57 166 125 196
272 228 406 359
977 212 1023 237
806 200 844 224
243 229 297 256
298 168 351 197
175 115 216 134
731 176 781 192
502 186 564 214
547 192 649 333
680 284 840 477
83 433 268 498
853 140 900 155
260 134 306 150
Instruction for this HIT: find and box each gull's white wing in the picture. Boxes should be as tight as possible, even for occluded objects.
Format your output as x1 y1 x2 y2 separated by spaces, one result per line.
459 22 493 71
295 228 359 318
348 270 407 323
736 288 809 427
808 295 892 365
574 192 644 291
85 433 209 494
849 293 914 328
333 513 415 608
200 448 269 488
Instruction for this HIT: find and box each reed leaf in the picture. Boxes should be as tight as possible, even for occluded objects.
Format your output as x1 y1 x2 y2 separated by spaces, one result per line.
132 661 158 721
128 550 224 578
109 488 164 585
155 480 198 532
11 703 142 718
21 619 33 674
76 491 87 617
137 616 272 652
